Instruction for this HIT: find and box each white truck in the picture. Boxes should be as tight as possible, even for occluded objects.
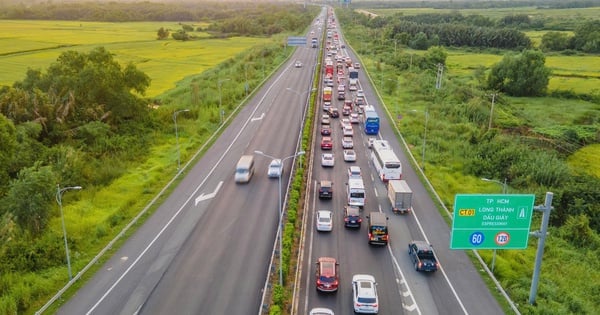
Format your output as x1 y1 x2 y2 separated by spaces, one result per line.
387 180 412 214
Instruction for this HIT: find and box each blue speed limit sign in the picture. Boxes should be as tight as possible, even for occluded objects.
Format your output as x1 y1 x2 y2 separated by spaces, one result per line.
470 232 485 246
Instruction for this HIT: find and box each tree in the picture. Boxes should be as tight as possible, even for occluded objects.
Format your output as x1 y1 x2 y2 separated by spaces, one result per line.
571 20 600 53
424 46 447 66
540 31 571 52
0 114 16 195
5 163 56 235
486 50 551 97
14 47 151 129
157 27 170 40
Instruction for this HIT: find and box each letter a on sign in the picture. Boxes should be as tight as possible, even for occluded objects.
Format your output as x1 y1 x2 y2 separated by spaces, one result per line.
518 207 527 219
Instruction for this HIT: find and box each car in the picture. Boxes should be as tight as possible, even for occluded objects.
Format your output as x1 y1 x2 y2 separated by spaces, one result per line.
321 114 330 125
344 99 353 109
367 137 376 148
354 62 361 69
323 101 332 112
294 60 303 68
343 125 354 136
315 257 339 292
343 149 356 162
267 159 283 178
342 105 351 116
309 308 334 315
321 136 333 150
352 274 379 314
316 210 333 231
348 166 362 179
342 136 354 149
318 180 333 199
321 153 335 167
354 96 365 107
350 113 360 124
321 125 331 136
357 90 365 98
344 205 362 228
341 43 346 48
340 118 350 129
408 241 440 272
328 107 339 118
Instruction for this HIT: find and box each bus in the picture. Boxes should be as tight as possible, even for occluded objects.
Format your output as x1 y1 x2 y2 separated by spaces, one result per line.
371 140 402 181
363 105 380 135
347 177 366 208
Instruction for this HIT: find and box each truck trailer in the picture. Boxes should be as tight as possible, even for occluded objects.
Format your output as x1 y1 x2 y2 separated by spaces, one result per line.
387 180 412 214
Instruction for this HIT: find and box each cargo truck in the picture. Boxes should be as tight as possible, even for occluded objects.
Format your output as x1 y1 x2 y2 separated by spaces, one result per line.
323 87 333 104
387 180 412 214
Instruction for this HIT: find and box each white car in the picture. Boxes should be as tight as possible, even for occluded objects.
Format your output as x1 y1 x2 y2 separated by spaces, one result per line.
342 136 354 149
367 137 376 148
350 113 360 124
316 210 333 232
348 166 362 179
294 60 303 68
343 150 356 162
267 159 283 178
321 114 330 125
340 118 350 129
357 89 365 98
343 125 353 136
321 153 335 167
352 274 379 314
309 308 334 315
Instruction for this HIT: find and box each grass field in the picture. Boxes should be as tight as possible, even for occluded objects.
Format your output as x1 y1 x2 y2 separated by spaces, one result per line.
0 20 269 97
370 6 600 22
444 49 600 93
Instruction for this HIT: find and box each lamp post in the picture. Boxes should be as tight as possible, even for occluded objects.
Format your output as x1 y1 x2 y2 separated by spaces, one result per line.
286 87 317 130
173 109 190 171
56 184 82 280
218 78 231 124
480 177 508 272
254 150 305 286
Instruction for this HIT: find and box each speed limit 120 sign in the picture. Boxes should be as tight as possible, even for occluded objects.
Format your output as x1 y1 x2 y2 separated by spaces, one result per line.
495 232 510 246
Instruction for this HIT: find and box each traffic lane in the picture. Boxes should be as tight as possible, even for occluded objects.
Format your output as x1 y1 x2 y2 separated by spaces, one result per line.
138 60 316 314
305 131 406 314
140 170 278 314
353 56 504 314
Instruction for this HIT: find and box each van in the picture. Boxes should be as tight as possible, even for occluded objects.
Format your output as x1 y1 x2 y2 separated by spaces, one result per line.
366 212 389 245
234 155 254 183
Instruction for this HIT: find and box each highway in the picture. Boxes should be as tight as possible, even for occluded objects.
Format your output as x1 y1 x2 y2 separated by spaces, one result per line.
56 10 326 315
297 10 504 315
55 7 505 315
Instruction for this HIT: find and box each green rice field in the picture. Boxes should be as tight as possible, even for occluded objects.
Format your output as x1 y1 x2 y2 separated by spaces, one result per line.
0 20 269 97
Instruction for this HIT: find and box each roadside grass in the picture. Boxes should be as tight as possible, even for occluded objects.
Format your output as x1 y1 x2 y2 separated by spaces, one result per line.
0 20 267 97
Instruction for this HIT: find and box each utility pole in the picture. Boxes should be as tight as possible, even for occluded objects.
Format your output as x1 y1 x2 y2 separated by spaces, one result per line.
435 63 444 90
529 192 554 305
488 93 497 130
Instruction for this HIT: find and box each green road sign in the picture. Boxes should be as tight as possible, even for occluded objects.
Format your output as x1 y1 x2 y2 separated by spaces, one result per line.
450 194 535 249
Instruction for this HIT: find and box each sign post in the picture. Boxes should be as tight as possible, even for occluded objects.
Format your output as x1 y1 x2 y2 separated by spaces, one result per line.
450 194 535 249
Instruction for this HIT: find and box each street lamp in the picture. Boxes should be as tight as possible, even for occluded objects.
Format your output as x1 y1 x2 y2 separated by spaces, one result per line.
56 184 82 280
173 109 190 171
254 150 305 286
218 78 231 124
480 177 508 273
286 87 317 130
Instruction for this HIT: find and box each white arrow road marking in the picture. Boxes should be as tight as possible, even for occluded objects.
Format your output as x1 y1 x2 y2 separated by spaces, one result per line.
194 181 223 206
251 113 265 121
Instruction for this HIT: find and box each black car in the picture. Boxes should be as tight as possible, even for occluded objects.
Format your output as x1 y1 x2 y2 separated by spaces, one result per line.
344 206 362 228
318 180 333 199
327 107 339 118
408 241 439 272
